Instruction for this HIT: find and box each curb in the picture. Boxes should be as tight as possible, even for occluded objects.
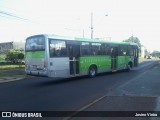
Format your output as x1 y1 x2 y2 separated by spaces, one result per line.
0 75 26 83
0 74 35 83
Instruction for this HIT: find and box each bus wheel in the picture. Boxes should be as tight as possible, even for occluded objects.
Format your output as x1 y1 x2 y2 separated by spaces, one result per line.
88 66 97 77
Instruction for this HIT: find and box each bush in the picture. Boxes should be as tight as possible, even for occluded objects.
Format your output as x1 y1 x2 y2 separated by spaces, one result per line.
0 55 5 62
5 49 24 63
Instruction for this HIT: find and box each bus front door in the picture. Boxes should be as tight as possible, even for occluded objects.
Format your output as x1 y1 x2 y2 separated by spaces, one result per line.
68 44 80 76
111 47 118 71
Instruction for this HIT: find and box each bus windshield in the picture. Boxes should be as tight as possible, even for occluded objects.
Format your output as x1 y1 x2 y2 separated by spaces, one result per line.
25 36 45 51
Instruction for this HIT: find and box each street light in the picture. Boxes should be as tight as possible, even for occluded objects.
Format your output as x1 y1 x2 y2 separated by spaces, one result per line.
90 12 108 39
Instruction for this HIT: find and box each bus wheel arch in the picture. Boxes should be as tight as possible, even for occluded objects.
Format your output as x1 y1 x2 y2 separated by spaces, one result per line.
88 64 97 77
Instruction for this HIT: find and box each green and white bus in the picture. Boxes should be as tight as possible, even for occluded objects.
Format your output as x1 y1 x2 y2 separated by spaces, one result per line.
25 34 139 78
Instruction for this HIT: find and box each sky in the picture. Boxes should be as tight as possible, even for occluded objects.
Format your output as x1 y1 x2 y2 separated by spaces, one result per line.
0 0 160 51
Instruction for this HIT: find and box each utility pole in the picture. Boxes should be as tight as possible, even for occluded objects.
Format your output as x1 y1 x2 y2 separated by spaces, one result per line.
131 30 134 42
90 12 108 39
91 12 93 39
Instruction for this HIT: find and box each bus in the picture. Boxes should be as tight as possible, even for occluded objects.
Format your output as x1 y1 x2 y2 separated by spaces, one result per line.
25 34 139 78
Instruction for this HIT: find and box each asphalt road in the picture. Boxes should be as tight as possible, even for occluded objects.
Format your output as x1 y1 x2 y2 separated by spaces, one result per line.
0 59 159 119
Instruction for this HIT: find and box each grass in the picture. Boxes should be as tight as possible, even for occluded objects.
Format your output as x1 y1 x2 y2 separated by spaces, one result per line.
0 72 24 77
0 64 25 77
0 65 25 70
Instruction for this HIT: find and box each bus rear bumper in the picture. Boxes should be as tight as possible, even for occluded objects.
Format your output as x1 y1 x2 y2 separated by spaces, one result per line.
25 70 48 76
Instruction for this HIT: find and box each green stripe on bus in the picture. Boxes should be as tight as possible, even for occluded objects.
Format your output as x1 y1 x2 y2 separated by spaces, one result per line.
117 56 130 67
79 56 130 72
79 56 111 72
25 51 45 59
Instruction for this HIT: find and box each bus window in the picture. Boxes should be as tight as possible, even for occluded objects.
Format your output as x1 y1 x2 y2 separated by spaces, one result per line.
81 42 90 56
119 45 128 56
91 43 101 55
49 39 67 57
26 36 45 51
128 46 133 56
106 45 110 55
100 44 107 55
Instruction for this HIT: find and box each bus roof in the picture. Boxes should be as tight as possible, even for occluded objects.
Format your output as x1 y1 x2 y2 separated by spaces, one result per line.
27 34 138 46
75 37 129 45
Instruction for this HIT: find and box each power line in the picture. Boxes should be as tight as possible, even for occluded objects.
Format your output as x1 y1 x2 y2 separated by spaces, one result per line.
0 8 38 24
0 10 28 20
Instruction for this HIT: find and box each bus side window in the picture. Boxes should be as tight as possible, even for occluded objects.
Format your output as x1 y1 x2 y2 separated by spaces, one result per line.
49 39 67 57
106 45 110 55
110 47 114 56
91 43 101 55
119 45 128 56
129 46 133 56
81 42 90 56
100 44 106 55
119 45 123 56
50 48 55 57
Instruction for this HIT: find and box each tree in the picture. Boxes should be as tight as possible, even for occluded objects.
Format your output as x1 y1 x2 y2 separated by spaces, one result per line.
123 36 141 47
0 55 5 62
151 51 160 58
123 36 142 56
5 49 24 63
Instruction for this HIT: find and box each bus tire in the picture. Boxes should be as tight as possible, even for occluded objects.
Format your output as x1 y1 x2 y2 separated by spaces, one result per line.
88 65 97 77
